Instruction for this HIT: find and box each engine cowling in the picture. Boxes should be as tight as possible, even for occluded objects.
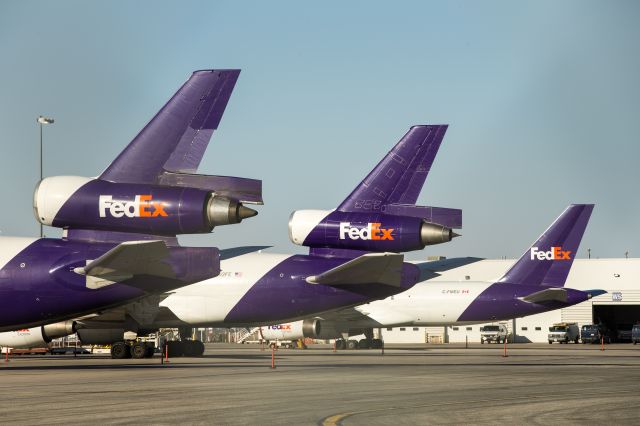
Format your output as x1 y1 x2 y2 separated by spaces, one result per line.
289 210 456 252
260 319 343 341
34 176 257 235
76 329 126 345
0 321 76 348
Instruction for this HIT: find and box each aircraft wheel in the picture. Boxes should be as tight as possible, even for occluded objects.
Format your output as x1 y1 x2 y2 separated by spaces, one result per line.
346 340 358 350
335 339 346 350
370 339 383 349
193 340 205 356
183 340 205 357
111 342 130 359
130 342 147 359
167 340 184 357
144 345 155 358
358 339 371 349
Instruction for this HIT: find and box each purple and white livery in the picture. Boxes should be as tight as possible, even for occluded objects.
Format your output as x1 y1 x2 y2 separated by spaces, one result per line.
289 125 461 254
0 70 261 333
0 124 461 357
261 204 606 346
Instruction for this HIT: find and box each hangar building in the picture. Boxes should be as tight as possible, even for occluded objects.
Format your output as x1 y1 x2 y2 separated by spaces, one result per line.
380 258 640 344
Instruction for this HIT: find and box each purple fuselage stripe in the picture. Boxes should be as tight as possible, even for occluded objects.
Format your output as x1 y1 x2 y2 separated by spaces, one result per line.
224 255 419 324
458 283 590 322
0 239 218 331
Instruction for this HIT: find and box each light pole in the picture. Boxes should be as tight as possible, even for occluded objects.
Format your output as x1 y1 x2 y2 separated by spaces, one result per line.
37 116 54 238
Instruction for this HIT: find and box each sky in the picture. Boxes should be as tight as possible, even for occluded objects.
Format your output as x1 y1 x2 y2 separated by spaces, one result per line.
0 0 638 260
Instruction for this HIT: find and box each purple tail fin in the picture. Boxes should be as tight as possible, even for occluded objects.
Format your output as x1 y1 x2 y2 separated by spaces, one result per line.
498 204 594 287
100 70 240 184
337 125 447 212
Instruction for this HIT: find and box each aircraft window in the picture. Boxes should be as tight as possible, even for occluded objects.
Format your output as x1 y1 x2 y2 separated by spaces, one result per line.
466 327 472 331
521 327 528 331
399 327 406 331
452 327 459 331
535 327 541 331
386 328 393 331
413 327 419 331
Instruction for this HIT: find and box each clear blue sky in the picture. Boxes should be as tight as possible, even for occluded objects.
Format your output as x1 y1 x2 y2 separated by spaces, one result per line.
1 1 638 260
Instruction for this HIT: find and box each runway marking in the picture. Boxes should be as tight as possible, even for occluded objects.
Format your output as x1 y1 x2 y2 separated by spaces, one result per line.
319 386 640 426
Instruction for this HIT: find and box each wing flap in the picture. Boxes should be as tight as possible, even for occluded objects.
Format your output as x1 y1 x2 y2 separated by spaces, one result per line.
306 253 404 287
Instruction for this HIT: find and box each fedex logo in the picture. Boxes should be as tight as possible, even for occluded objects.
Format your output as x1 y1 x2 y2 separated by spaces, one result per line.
339 222 394 241
99 195 168 218
268 325 291 331
530 246 572 260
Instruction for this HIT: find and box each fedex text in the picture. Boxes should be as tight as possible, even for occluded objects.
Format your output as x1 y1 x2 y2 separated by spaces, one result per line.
530 246 571 260
99 195 168 218
339 222 394 241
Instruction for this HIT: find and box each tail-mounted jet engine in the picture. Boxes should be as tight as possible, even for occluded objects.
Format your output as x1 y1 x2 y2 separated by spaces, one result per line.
288 209 459 253
34 176 258 235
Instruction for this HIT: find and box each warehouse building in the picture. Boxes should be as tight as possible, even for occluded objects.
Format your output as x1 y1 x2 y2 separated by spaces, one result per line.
380 258 640 343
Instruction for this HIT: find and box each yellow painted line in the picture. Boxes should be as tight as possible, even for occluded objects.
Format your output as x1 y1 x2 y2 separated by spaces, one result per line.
320 386 640 425
321 412 356 426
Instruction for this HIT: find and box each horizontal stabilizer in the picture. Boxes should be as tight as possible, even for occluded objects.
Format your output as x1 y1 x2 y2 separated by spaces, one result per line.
306 253 404 287
76 241 173 289
585 289 607 299
519 288 567 304
158 172 263 204
383 204 462 228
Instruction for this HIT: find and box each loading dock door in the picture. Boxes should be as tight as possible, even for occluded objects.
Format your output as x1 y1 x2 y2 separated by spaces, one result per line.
592 305 640 342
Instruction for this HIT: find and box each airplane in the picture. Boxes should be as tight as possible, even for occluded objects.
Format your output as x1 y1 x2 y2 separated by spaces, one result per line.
0 69 262 335
0 124 462 358
260 204 606 349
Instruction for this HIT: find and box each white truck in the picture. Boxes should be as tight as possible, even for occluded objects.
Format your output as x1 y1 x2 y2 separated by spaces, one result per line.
480 324 508 344
548 322 580 344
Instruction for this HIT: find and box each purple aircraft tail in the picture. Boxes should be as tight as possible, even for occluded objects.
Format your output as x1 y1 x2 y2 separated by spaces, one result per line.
498 204 594 287
336 125 460 229
338 125 447 211
100 70 238 180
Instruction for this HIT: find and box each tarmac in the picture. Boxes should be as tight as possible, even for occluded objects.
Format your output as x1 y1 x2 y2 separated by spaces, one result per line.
1 343 640 425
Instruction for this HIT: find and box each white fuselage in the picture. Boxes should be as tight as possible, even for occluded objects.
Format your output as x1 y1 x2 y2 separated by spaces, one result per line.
159 251 288 325
354 281 493 326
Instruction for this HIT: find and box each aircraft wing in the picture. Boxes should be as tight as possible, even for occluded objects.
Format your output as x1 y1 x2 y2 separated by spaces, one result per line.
76 240 174 289
306 253 404 287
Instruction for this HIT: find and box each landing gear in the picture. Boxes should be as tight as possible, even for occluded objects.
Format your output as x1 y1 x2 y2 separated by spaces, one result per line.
110 341 156 359
163 340 205 358
130 342 148 359
111 341 131 359
334 328 383 350
183 340 205 357
358 339 371 349
370 338 383 349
